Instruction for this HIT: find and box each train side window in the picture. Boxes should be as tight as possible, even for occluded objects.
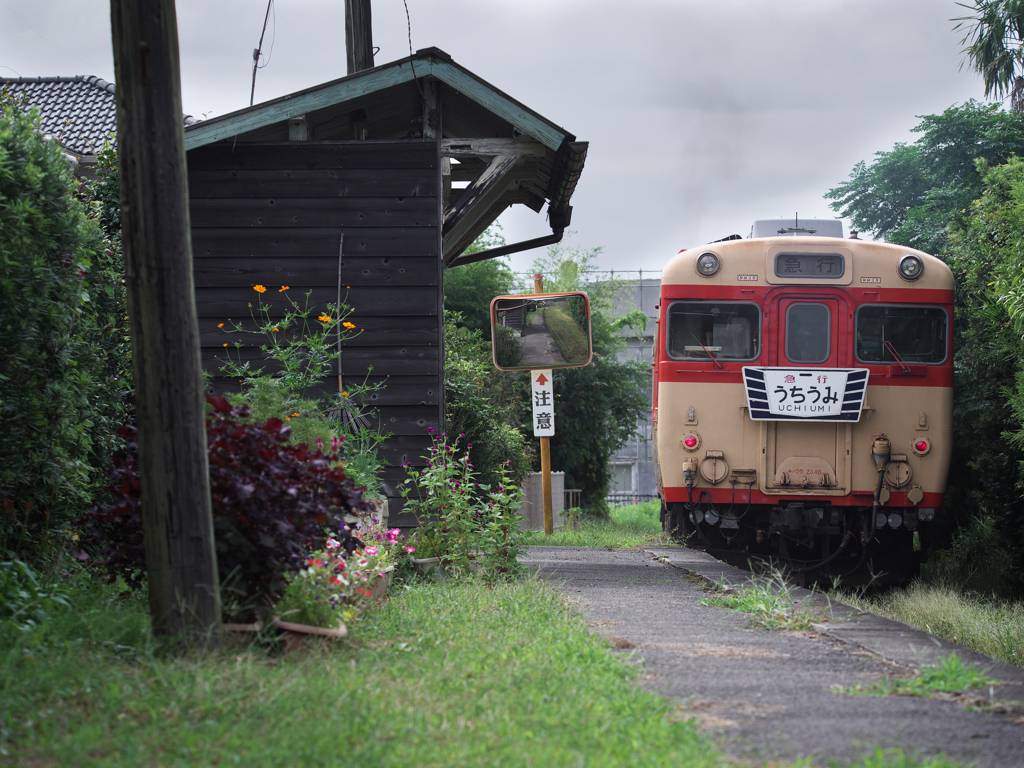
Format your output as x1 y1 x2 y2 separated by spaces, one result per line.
667 301 760 361
855 305 948 364
785 303 830 363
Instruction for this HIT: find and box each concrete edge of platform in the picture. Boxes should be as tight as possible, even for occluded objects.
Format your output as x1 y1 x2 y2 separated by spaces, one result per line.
643 545 1024 691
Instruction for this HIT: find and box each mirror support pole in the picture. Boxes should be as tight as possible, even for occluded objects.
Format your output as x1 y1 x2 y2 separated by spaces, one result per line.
532 273 554 535
540 436 553 536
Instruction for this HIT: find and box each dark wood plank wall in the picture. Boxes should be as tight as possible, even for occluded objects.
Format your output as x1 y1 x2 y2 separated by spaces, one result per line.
187 139 442 524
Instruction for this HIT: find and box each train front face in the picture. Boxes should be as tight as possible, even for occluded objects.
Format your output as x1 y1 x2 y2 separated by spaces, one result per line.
653 233 954 578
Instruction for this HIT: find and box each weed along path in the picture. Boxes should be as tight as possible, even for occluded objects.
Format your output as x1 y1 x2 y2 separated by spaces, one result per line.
523 545 1024 767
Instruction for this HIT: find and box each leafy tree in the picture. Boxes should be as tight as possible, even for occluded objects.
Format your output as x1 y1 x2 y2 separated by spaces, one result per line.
443 225 516 334
956 0 1024 111
825 101 1024 252
941 156 1024 592
826 102 1024 593
543 359 649 514
524 237 646 357
444 311 531 492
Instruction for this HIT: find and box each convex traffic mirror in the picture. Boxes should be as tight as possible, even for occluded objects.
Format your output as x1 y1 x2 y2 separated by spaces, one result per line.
489 292 594 371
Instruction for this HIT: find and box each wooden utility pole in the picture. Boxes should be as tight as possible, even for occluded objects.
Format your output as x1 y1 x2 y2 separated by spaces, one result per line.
345 0 374 74
110 0 221 646
533 273 554 536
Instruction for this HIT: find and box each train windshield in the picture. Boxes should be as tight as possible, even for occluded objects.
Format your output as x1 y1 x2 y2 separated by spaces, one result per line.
667 301 760 361
785 303 831 363
855 306 948 364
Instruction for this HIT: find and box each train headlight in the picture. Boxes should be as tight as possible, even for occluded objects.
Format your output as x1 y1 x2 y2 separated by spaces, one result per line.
912 438 930 456
887 512 903 528
919 508 935 522
681 432 701 451
695 252 721 277
898 254 924 281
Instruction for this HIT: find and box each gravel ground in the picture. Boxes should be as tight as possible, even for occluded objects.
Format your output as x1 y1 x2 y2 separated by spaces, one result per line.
523 545 1024 767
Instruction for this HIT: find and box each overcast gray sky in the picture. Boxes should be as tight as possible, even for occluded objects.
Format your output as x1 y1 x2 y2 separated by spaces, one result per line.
2 0 988 273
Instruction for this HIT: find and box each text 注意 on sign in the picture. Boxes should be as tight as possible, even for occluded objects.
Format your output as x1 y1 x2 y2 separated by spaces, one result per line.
531 370 554 436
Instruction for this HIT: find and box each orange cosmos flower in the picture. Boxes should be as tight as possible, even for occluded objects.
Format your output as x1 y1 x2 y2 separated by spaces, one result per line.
253 285 267 293
318 314 331 322
217 323 224 328
278 285 290 292
342 321 356 330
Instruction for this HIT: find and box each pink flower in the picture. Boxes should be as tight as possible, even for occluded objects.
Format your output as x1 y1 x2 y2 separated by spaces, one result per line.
326 537 340 549
357 557 369 568
315 437 323 449
332 436 341 451
385 528 399 542
365 546 378 556
404 546 416 553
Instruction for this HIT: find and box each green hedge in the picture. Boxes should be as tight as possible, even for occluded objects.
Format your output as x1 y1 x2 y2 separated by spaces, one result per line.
0 92 127 558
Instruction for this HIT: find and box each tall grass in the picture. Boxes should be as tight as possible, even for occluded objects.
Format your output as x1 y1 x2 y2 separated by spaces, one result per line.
527 501 668 549
832 582 1024 668
1 573 724 767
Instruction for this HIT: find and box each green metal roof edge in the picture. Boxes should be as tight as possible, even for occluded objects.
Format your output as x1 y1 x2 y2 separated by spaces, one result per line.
184 50 570 152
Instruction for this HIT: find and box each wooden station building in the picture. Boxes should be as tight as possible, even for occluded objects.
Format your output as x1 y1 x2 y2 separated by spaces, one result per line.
184 48 588 524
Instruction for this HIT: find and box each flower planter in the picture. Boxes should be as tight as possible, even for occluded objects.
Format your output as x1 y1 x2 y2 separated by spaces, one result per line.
222 618 347 654
271 616 348 654
411 556 447 581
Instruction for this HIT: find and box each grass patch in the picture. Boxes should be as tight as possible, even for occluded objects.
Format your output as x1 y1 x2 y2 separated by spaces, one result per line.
700 576 824 631
843 746 966 767
526 501 669 549
834 653 1001 699
831 581 1024 668
543 306 590 363
1 574 727 767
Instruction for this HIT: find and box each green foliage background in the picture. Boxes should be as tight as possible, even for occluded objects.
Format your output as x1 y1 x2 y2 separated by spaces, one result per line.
0 93 128 558
443 312 531 492
828 103 1024 594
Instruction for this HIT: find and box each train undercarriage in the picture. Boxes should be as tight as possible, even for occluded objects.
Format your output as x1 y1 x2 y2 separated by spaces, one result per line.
661 498 926 588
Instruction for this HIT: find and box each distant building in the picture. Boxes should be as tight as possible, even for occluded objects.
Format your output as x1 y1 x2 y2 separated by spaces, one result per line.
0 74 199 179
603 276 660 504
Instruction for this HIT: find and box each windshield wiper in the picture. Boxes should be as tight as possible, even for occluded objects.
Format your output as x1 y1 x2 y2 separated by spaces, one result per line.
883 340 911 374
693 334 723 370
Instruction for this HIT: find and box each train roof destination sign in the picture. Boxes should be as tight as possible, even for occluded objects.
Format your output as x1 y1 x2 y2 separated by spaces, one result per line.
531 370 555 436
742 367 868 422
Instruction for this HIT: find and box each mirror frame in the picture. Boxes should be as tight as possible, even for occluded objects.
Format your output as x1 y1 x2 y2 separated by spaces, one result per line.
489 292 594 371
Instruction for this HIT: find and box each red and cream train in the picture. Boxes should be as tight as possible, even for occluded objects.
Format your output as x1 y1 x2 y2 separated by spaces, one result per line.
653 218 953 579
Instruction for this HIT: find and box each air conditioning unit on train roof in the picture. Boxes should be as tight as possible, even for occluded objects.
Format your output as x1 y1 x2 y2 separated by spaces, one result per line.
750 218 844 239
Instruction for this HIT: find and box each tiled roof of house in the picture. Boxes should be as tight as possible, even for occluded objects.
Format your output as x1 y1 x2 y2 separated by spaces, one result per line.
1 75 199 156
